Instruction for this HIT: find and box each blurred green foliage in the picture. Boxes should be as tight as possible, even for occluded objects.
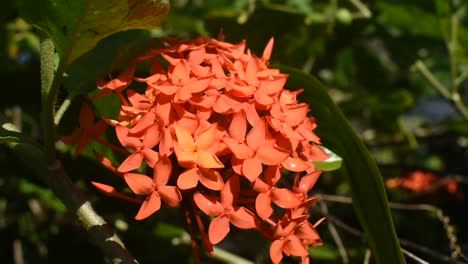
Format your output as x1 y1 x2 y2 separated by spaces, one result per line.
1 0 467 263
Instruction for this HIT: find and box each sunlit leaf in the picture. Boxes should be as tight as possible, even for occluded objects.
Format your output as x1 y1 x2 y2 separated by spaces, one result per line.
17 0 170 65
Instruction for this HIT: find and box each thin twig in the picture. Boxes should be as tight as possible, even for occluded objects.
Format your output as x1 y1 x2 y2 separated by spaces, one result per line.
363 249 371 264
326 214 467 264
212 247 254 264
317 198 349 263
413 60 451 98
13 239 24 264
348 0 371 18
401 248 429 264
54 98 72 125
320 194 467 263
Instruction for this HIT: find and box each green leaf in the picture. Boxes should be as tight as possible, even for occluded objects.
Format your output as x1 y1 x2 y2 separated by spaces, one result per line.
19 179 67 212
0 124 22 145
312 146 343 172
278 65 405 264
17 0 170 65
377 2 441 39
63 30 157 96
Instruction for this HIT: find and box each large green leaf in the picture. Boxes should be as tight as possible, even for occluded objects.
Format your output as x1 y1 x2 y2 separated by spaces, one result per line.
63 29 157 96
278 65 405 264
17 0 169 65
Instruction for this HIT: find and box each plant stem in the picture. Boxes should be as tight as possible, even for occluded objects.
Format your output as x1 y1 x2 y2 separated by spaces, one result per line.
449 0 460 93
40 36 57 161
413 60 468 120
413 60 451 98
11 142 137 263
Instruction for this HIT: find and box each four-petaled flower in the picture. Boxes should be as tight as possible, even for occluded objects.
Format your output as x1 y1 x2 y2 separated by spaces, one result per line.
194 174 257 244
60 103 107 156
124 155 182 220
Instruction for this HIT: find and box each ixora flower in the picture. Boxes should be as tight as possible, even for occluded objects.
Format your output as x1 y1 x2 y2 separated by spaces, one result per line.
62 35 330 264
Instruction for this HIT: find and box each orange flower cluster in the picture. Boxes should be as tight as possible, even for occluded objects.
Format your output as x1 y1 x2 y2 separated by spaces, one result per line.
386 170 463 199
63 36 329 264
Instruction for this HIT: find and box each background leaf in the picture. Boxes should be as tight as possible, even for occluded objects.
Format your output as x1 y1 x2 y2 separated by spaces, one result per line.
278 65 405 264
63 29 157 96
17 0 170 64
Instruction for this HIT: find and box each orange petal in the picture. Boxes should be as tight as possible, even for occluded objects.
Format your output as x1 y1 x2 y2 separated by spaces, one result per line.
221 174 239 208
174 145 197 168
184 77 212 93
208 215 230 244
309 144 328 161
296 123 321 144
246 104 260 126
295 221 321 243
264 165 281 186
297 170 322 193
196 124 218 150
242 157 262 182
198 168 225 191
227 82 256 97
91 181 141 203
142 148 159 168
159 128 174 156
281 157 311 172
193 192 224 216
254 88 274 106
124 173 153 195
135 192 161 220
116 125 141 149
158 186 182 207
91 181 117 195
271 188 302 209
188 47 206 65
127 89 150 110
257 146 290 166
177 168 200 190
117 153 144 173
231 157 243 175
262 37 274 62
230 207 256 229
223 138 253 159
256 192 273 220
228 111 247 141
93 151 117 173
174 122 195 150
246 119 266 150
153 155 172 185
252 178 270 192
172 60 190 81
142 123 161 148
283 235 309 257
197 150 224 169
269 239 285 264
150 83 178 95
245 57 258 86
260 76 287 95
129 111 155 135
284 104 309 127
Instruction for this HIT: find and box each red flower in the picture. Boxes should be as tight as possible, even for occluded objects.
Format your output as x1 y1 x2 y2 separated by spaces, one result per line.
60 103 106 156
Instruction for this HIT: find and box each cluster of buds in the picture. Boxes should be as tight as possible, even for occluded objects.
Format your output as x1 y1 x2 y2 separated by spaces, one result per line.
62 35 329 264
